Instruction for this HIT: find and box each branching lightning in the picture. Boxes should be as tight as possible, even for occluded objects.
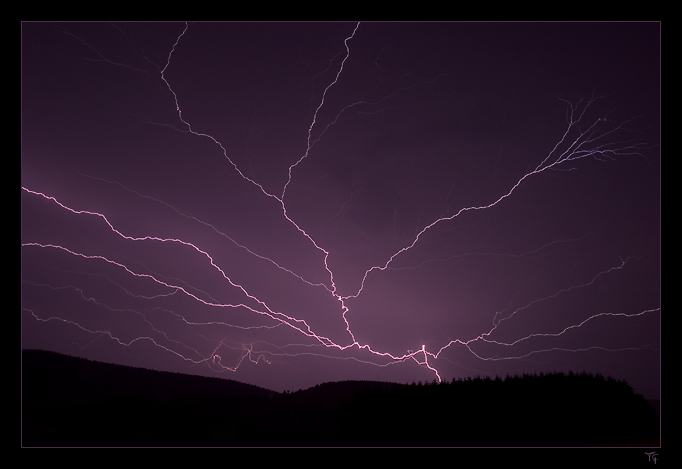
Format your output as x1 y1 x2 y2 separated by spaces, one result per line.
22 22 659 390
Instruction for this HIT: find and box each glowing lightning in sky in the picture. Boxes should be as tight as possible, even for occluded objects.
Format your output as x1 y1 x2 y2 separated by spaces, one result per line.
21 22 659 389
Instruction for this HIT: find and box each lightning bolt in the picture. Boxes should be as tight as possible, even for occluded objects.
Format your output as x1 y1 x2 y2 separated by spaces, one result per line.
22 22 659 389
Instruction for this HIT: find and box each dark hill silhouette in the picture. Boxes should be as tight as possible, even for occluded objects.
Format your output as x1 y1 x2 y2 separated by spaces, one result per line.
21 349 659 447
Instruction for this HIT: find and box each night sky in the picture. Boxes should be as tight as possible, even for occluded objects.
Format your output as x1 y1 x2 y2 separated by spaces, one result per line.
21 22 660 398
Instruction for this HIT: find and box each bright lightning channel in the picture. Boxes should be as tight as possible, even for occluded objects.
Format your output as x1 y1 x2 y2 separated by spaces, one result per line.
22 22 658 384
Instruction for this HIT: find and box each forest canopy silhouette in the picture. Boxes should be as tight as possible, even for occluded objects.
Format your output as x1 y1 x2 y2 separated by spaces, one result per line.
21 350 659 447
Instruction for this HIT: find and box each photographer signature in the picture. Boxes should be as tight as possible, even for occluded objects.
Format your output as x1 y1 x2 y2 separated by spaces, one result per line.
644 451 658 464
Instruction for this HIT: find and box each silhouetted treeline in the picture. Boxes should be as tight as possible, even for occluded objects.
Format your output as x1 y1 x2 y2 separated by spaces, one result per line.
338 373 659 447
22 350 659 447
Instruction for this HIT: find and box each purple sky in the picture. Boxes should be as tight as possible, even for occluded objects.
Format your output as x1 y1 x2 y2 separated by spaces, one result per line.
21 22 660 398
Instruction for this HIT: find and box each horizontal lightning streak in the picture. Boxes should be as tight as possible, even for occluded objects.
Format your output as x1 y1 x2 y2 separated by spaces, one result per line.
76 173 333 292
20 239 332 345
430 307 660 362
491 256 631 327
482 308 661 348
23 306 227 368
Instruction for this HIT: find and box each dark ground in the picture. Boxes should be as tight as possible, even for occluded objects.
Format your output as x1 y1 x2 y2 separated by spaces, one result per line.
21 349 660 449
